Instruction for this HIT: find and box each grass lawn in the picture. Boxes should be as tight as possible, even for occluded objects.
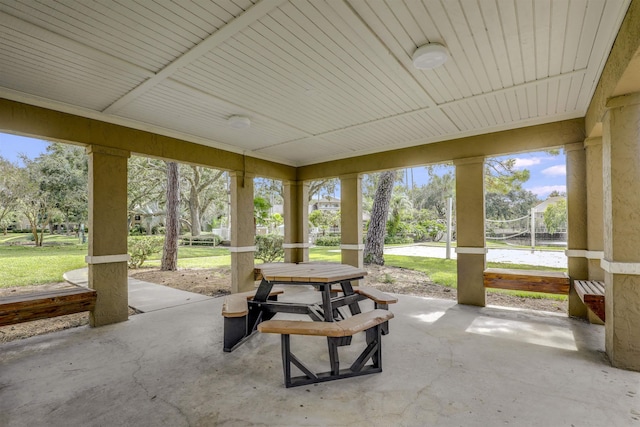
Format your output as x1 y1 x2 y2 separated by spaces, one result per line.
0 241 566 301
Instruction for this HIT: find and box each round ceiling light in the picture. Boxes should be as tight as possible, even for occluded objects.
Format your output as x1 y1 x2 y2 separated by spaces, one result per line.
227 115 251 129
412 43 449 70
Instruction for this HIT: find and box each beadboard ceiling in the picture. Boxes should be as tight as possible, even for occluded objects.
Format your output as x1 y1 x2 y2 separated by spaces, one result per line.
0 0 631 166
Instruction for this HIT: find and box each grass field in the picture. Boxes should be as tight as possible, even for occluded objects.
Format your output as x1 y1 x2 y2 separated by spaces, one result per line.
0 237 566 301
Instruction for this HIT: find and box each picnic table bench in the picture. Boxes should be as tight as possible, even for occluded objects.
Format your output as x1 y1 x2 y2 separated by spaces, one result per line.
483 268 570 295
0 286 97 327
259 309 394 387
574 280 605 322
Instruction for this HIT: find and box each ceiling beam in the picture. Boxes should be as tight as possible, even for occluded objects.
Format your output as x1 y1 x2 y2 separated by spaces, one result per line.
297 118 585 181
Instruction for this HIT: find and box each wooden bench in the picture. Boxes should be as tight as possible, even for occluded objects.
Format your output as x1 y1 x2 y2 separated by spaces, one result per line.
258 309 394 387
0 287 97 327
327 285 398 307
574 280 605 322
222 288 284 352
483 268 570 295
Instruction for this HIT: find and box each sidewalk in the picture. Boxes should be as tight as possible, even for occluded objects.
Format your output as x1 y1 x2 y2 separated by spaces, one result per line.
63 268 213 313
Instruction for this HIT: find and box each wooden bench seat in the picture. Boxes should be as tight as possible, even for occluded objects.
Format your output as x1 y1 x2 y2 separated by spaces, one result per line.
258 309 394 337
221 288 284 318
574 280 605 322
327 285 398 306
0 287 97 327
258 309 394 387
483 268 570 295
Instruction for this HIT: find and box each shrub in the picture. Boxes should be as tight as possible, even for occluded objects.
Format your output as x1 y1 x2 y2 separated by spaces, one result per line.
384 235 413 244
255 234 284 263
128 236 164 268
315 235 341 246
129 224 147 236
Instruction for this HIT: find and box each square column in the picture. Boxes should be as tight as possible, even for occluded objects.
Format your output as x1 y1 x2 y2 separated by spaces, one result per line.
86 145 130 326
283 180 309 263
230 171 255 293
585 137 605 281
340 174 363 268
454 157 486 307
565 142 589 319
602 92 640 370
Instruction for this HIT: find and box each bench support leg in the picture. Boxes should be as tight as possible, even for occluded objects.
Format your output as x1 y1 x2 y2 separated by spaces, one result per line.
223 316 248 352
278 324 385 388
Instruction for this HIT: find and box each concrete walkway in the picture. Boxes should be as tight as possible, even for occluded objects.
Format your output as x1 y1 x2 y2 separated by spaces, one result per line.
63 268 213 313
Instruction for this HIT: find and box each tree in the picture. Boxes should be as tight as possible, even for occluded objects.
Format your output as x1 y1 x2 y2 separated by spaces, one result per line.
181 165 225 236
161 162 180 271
485 189 539 220
484 158 530 194
364 170 397 265
254 196 272 229
37 143 88 234
127 156 166 231
308 179 338 202
543 199 567 234
411 169 455 219
0 157 21 234
17 159 53 246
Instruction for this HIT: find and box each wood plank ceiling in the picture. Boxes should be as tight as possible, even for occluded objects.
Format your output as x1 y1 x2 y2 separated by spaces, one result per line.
0 0 631 166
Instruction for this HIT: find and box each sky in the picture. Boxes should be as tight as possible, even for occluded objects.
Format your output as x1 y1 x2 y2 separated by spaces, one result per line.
0 132 566 200
0 133 50 166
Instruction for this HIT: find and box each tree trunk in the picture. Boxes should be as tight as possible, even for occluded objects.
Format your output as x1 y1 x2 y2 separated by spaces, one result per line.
189 184 201 237
161 162 180 271
364 171 395 265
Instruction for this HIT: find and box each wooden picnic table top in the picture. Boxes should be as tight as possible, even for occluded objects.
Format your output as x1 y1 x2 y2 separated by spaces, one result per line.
255 262 367 283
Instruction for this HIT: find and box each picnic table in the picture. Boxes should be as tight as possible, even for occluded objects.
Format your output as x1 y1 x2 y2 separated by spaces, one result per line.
221 262 397 387
223 262 368 351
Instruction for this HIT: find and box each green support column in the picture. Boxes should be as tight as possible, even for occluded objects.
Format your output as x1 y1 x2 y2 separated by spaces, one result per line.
283 180 309 263
454 157 486 307
340 174 363 268
565 142 589 319
603 92 640 371
230 171 255 293
86 145 130 327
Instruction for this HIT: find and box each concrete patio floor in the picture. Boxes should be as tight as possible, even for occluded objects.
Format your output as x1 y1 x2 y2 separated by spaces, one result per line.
1 288 639 427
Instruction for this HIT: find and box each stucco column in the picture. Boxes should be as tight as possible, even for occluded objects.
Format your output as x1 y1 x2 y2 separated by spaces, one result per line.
86 145 130 326
454 157 486 307
602 92 640 371
584 137 605 281
230 171 255 293
283 180 309 263
565 142 589 318
340 174 363 268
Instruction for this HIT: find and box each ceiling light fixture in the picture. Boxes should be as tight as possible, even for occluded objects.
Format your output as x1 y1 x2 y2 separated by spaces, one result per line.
412 43 449 70
227 115 251 129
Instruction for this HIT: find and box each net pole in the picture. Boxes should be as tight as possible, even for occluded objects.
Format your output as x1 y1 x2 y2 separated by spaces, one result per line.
530 207 536 253
446 197 452 259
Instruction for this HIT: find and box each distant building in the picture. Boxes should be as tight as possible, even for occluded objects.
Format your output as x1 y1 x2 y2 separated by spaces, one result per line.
311 196 340 212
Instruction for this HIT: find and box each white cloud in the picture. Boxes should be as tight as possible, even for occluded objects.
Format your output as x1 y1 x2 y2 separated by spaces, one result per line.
541 165 566 176
513 157 543 169
528 185 566 197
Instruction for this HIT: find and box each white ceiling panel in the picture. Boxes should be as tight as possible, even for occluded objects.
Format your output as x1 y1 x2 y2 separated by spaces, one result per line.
256 137 352 164
116 80 310 152
0 0 632 166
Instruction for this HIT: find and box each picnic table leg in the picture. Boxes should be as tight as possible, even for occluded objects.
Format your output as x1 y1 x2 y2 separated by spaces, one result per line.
247 278 275 333
340 280 362 316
